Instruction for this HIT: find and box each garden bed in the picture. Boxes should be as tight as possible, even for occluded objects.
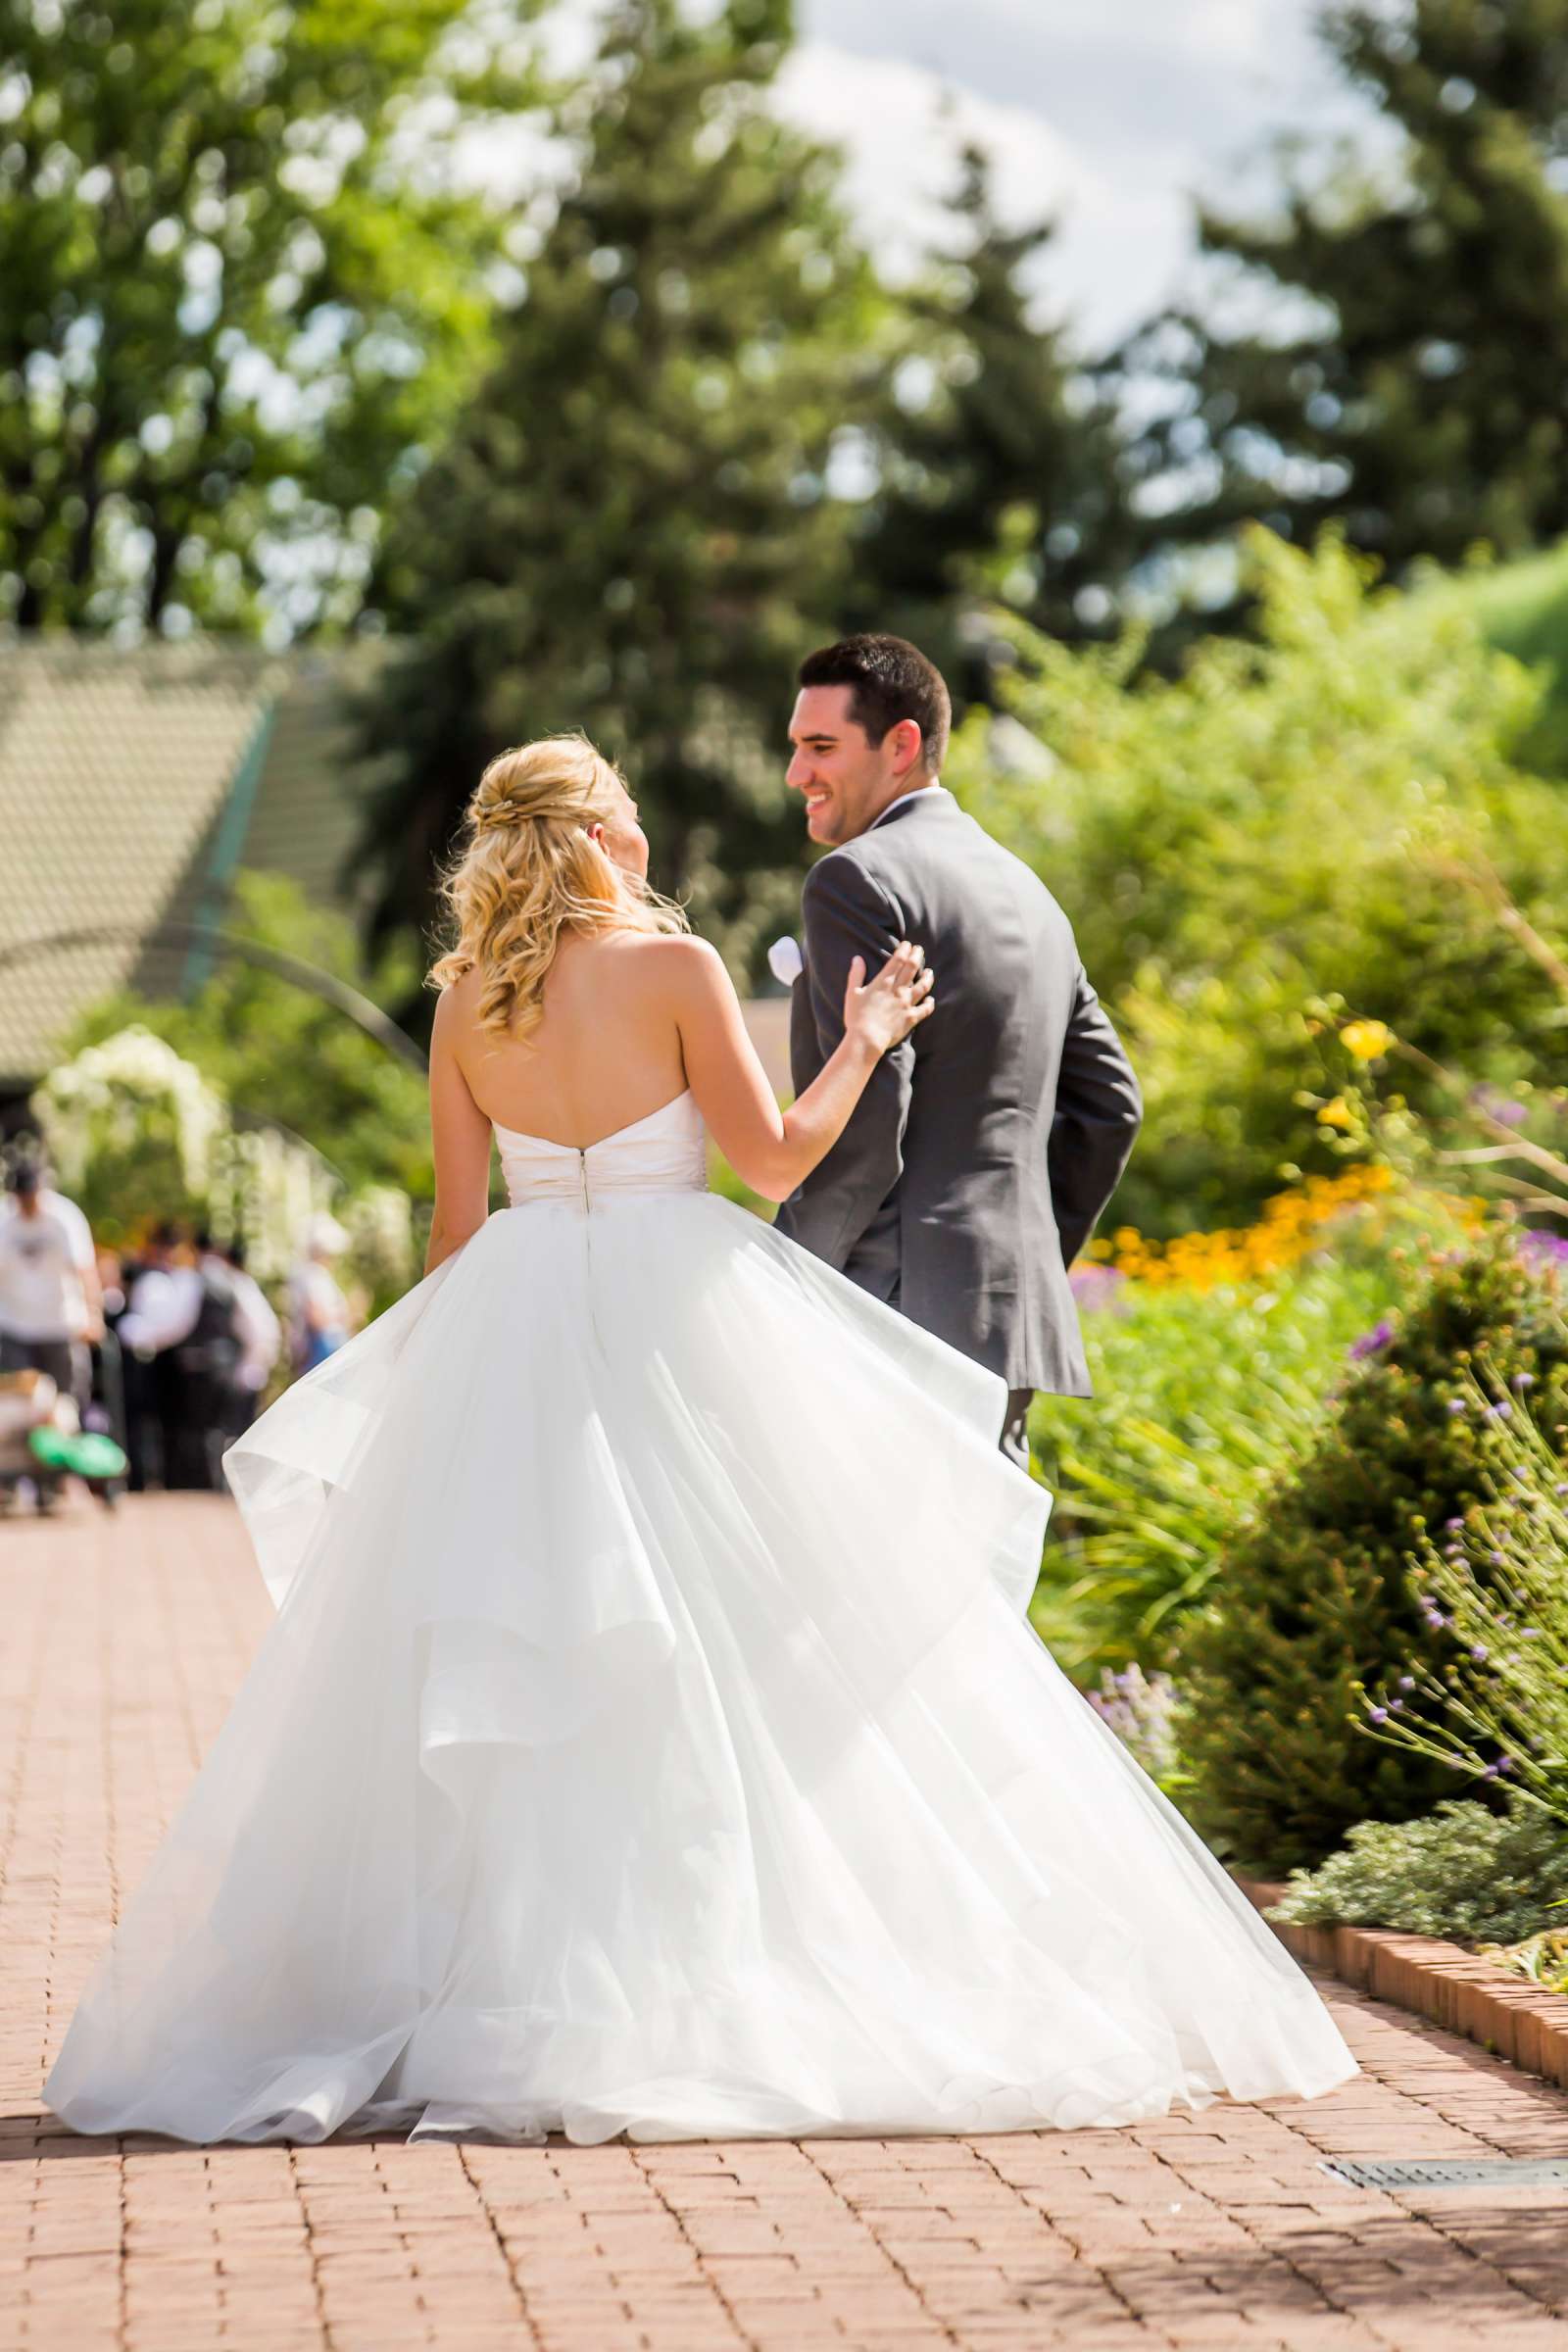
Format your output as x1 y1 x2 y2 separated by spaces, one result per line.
1236 1873 1568 2092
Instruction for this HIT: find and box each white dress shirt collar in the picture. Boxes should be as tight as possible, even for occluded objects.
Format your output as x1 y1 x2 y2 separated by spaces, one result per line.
869 781 949 830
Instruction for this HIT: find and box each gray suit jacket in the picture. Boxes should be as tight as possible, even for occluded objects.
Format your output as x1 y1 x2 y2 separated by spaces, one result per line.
772 788 1142 1396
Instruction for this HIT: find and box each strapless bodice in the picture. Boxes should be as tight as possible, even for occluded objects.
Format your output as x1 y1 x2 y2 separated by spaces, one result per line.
493 1088 708 1208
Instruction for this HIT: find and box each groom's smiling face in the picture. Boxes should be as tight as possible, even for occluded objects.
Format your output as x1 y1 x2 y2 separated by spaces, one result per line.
786 686 923 847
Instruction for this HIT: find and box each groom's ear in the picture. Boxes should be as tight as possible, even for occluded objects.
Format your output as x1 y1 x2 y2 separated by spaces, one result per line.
888 717 925 777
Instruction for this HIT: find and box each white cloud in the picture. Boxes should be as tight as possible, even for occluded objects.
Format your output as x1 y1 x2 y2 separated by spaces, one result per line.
774 44 1096 262
782 0 1365 350
775 43 1194 349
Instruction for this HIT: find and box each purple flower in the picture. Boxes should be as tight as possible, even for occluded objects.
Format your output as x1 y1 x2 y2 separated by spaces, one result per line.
1446 1398 1467 1415
1350 1319 1396 1361
1470 1085 1529 1129
1398 1676 1416 1690
1368 1706 1389 1724
1069 1264 1128 1313
1445 1516 1465 1531
1471 1645 1489 1662
1485 1401 1513 1420
1513 1371 1536 1391
1519 1229 1568 1264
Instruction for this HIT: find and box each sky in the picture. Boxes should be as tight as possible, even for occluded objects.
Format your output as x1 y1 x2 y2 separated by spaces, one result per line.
475 2 1375 355
777 0 1365 350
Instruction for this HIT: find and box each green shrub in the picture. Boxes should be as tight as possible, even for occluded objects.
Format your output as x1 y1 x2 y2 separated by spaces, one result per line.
951 529 1568 1236
1482 1932 1568 1993
1445 537 1568 776
1269 1797 1568 1946
1360 1333 1568 1832
1030 1185 1471 1679
1176 1232 1568 1874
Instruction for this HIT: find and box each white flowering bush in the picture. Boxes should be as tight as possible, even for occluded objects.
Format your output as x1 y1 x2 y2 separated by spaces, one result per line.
206 1124 337 1287
33 1031 401 1319
36 1026 227 1233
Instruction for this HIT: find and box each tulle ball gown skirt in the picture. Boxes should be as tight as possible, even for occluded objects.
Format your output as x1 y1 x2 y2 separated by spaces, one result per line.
44 1097 1355 2145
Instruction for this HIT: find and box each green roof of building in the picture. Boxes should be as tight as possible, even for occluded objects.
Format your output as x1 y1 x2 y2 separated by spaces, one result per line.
0 636 389 1087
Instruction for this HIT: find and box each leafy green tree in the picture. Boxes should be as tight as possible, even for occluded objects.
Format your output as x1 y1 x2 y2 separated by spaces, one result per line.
1124 0 1568 580
358 0 886 989
0 0 536 635
848 145 1136 704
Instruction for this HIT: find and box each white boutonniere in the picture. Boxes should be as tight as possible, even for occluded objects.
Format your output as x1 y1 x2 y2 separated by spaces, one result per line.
767 935 804 988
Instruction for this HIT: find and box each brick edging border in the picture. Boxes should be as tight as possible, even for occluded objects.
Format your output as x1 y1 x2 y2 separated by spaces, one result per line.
1234 1873 1568 2092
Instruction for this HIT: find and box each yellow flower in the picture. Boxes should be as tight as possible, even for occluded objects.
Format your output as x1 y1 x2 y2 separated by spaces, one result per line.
1342 1019 1392 1062
1317 1098 1353 1131
1102 1159 1400 1289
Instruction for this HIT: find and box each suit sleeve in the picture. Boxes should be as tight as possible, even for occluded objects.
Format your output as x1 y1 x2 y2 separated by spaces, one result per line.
772 856 913 1269
1050 963 1143 1268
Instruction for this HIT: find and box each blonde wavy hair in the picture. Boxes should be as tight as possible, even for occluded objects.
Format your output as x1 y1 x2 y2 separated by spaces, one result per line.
428 735 689 1039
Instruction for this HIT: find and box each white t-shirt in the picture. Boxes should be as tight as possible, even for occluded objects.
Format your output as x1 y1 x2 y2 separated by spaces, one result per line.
0 1190 95 1343
118 1264 203 1355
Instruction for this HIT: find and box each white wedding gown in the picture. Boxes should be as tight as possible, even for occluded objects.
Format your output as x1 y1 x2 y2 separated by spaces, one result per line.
44 1089 1354 2145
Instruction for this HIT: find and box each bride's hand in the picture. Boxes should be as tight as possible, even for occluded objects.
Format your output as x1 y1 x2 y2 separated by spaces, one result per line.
843 940 937 1056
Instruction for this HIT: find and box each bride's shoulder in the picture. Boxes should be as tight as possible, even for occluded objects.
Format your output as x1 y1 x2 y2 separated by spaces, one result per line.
431 963 499 1047
431 966 481 1030
622 931 728 997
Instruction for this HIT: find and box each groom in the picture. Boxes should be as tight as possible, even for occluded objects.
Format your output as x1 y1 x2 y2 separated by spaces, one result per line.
772 633 1143 1469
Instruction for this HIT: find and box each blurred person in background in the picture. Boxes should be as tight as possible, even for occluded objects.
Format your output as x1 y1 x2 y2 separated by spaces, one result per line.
288 1214 354 1374
118 1222 199 1490
166 1233 250 1490
0 1156 103 1412
218 1237 282 1435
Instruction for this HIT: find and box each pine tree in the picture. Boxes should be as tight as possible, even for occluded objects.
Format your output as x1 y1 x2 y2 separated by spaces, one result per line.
849 146 1135 706
358 0 884 990
1129 0 1568 575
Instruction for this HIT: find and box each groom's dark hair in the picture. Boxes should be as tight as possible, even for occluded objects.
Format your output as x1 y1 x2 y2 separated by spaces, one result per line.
797 634 952 774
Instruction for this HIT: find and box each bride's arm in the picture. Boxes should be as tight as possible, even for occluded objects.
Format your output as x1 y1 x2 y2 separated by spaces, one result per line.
668 936 933 1203
425 991 494 1275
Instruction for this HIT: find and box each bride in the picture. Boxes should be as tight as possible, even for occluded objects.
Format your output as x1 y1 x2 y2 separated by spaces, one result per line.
44 734 1355 2146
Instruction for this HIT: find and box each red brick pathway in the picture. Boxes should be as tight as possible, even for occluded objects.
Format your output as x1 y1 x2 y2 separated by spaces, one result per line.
4 1495 1568 2351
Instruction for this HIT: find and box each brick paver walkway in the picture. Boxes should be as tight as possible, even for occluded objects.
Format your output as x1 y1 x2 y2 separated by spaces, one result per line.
5 1494 1568 2351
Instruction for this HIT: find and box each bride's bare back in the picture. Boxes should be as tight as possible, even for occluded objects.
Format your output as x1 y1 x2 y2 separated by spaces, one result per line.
448 929 692 1148
425 924 935 1275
